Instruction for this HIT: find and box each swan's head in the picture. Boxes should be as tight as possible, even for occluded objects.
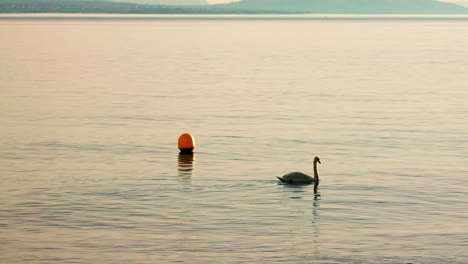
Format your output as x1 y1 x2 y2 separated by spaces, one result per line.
314 157 321 164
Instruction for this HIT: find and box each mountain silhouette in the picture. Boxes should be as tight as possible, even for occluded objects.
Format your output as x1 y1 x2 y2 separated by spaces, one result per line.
2 0 467 13
217 0 468 13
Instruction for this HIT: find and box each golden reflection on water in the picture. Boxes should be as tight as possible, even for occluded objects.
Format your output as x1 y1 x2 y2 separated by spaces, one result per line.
178 153 195 183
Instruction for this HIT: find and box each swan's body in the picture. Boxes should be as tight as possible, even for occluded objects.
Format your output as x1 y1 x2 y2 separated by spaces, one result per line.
277 157 321 185
277 172 314 184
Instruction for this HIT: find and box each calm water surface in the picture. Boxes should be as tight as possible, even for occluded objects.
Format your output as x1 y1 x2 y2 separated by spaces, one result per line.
0 15 467 263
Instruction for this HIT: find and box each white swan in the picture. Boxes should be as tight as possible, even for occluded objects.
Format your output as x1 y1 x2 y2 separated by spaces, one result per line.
277 157 321 184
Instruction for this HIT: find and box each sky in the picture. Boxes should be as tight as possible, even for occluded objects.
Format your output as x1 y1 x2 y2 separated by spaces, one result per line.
206 0 240 3
206 0 467 3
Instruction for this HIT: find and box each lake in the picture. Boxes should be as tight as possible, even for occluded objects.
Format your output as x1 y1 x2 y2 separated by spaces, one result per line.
0 14 467 264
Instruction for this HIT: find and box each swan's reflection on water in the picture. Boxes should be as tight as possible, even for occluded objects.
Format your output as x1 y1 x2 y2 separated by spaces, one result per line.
178 153 195 184
278 181 321 258
279 182 321 205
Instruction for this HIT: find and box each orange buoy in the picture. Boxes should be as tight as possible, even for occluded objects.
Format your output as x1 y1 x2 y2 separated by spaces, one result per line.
178 133 195 154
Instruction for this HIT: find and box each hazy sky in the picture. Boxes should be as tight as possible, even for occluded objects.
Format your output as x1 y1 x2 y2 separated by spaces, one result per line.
206 0 240 4
206 0 466 3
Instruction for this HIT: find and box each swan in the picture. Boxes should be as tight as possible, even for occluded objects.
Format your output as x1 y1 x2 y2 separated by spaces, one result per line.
277 157 321 184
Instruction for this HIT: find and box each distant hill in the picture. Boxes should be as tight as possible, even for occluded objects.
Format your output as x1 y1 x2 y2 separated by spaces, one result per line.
0 0 206 13
1 0 467 14
216 0 468 14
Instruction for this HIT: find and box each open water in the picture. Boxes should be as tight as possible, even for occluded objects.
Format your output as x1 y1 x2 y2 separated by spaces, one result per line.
0 15 467 263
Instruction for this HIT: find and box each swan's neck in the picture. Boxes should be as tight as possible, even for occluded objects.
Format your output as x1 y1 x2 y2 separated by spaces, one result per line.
313 161 319 184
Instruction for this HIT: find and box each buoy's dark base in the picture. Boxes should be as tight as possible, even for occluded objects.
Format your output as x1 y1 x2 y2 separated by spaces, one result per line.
179 148 194 154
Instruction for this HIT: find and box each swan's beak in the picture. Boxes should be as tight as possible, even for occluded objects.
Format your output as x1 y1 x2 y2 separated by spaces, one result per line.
317 160 321 164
